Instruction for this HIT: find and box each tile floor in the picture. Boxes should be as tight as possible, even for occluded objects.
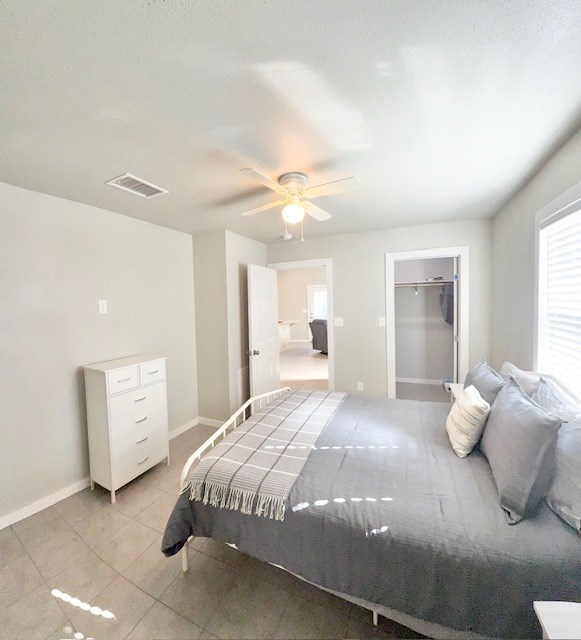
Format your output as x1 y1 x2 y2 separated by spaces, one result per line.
0 426 422 640
280 347 329 391
396 382 451 403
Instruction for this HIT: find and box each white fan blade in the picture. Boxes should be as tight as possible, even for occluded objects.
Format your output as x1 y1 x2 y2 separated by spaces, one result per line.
240 168 285 194
303 200 332 221
304 176 362 199
241 200 286 216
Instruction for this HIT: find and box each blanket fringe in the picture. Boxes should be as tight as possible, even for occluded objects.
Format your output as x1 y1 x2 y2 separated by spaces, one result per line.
184 480 286 521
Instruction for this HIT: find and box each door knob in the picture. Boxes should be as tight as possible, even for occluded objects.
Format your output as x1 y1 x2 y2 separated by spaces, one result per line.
253 350 260 355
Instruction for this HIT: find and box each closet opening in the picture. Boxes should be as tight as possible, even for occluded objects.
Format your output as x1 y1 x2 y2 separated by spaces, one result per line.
385 247 469 400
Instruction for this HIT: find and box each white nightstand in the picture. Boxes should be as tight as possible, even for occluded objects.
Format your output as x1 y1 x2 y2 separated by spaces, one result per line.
534 601 581 639
449 383 464 404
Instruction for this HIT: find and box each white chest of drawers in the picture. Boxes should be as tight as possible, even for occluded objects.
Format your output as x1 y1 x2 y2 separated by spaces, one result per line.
84 355 169 503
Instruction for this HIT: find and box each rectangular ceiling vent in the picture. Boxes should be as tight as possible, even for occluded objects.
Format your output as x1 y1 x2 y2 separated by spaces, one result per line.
106 173 168 198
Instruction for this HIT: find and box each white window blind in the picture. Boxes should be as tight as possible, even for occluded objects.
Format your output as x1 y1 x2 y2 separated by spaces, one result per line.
539 207 581 400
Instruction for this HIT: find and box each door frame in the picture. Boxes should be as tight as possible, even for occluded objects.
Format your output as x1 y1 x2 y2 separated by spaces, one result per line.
385 246 469 398
267 258 334 391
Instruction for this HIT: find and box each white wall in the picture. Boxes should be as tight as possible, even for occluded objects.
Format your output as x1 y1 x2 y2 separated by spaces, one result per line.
225 230 267 413
394 257 454 282
194 230 266 420
491 127 581 370
277 267 326 342
267 218 492 395
193 231 229 420
0 182 198 522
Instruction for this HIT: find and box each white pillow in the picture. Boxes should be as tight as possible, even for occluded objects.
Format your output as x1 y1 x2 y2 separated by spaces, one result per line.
499 361 540 396
446 385 491 458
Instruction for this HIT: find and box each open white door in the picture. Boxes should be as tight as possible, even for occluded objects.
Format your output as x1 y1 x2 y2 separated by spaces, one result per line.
248 264 280 396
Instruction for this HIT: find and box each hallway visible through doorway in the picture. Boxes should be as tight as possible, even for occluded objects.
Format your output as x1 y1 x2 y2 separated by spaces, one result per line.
269 257 334 392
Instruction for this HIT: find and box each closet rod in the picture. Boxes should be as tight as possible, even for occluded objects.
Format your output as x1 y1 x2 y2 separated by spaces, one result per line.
395 280 455 288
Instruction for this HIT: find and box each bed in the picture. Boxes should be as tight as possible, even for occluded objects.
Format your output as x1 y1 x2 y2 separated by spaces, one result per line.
162 388 580 639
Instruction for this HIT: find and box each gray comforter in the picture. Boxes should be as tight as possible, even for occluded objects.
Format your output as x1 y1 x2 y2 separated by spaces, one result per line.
162 394 581 639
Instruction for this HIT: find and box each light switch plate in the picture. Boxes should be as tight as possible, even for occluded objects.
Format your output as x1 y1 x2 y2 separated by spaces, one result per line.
379 316 386 327
98 299 108 314
334 317 344 327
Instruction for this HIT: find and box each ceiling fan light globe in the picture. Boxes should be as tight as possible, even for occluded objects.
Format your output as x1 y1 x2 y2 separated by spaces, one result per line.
282 203 305 224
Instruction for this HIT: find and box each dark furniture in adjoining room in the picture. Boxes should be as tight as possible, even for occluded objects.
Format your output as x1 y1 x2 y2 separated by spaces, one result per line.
309 319 328 354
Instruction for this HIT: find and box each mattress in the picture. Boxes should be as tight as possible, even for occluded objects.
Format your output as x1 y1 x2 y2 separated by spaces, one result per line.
162 393 581 639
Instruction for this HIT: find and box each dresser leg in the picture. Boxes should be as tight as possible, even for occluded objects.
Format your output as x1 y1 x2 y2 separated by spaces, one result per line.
373 610 378 626
166 452 171 466
90 479 94 491
111 489 116 504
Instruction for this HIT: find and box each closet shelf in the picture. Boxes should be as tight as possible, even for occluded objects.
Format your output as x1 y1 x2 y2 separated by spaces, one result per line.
395 279 455 288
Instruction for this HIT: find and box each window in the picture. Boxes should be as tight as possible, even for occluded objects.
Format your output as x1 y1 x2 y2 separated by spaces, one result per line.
307 285 328 319
312 290 328 318
538 205 581 399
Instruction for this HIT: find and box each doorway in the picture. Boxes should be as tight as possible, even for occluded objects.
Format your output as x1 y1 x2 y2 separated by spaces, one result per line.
385 247 469 400
268 259 334 391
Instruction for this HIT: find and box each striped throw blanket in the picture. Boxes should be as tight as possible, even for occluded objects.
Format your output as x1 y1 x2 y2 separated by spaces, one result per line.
184 390 346 521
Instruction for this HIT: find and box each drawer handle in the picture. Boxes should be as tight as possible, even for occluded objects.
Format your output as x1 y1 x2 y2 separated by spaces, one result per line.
137 456 150 465
147 370 160 375
118 377 131 383
134 396 147 403
136 437 149 444
135 416 148 424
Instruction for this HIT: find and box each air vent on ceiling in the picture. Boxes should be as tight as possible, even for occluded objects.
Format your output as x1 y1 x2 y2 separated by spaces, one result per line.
106 173 168 198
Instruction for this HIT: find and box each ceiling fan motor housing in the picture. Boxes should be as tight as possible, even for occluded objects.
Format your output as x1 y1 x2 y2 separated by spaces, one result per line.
279 172 308 196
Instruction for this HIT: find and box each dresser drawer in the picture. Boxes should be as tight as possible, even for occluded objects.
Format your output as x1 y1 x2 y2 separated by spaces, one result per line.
139 359 166 385
110 403 167 438
107 366 139 395
112 442 168 488
109 382 166 421
112 420 167 465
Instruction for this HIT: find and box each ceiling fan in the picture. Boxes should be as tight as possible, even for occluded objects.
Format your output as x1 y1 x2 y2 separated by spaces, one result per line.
239 168 362 224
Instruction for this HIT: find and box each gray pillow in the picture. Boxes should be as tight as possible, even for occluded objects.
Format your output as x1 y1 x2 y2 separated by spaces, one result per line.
499 361 540 396
464 359 505 406
531 378 580 423
545 420 581 532
480 378 562 524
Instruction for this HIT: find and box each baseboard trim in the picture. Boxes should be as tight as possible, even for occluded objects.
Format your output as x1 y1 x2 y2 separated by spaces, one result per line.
1 417 203 530
396 377 444 386
198 416 224 428
0 476 91 531
169 418 200 440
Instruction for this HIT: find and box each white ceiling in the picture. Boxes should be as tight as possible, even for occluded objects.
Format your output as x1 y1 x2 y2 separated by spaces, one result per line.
1 1 580 243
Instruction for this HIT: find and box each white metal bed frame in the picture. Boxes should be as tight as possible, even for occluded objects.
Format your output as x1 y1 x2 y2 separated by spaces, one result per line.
178 387 290 571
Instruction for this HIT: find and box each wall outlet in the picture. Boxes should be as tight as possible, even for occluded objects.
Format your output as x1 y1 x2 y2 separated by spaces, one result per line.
98 299 108 314
379 316 386 327
357 381 364 392
334 317 344 327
